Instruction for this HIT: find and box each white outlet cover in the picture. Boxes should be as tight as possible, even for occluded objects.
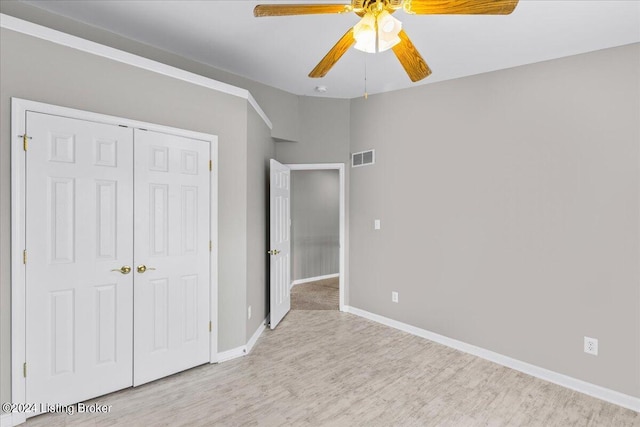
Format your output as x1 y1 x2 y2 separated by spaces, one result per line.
391 291 398 303
374 219 381 230
584 336 598 356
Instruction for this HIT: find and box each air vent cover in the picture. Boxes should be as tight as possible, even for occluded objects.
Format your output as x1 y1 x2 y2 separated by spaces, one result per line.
352 149 375 168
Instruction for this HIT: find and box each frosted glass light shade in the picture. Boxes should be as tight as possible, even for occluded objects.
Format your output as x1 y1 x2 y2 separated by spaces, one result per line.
353 13 377 53
353 11 402 53
377 11 402 52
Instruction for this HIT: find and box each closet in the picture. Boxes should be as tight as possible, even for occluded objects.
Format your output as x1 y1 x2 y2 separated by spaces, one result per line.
18 104 215 415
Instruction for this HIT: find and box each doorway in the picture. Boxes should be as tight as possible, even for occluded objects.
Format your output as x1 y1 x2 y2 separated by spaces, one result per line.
290 169 340 310
286 164 345 312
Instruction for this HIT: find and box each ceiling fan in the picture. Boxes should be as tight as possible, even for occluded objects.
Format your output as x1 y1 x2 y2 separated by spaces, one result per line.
254 0 519 82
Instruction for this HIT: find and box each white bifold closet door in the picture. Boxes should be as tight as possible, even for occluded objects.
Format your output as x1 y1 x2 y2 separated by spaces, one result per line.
25 113 211 411
132 129 210 386
25 112 135 410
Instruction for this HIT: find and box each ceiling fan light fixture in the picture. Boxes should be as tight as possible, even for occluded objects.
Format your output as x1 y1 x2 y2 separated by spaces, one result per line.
353 11 402 54
377 11 402 52
256 0 520 82
353 13 377 53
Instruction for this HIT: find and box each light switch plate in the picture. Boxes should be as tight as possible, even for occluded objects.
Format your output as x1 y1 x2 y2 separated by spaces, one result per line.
374 219 381 230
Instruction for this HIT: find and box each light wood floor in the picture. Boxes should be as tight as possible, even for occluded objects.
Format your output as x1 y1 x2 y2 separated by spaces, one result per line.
25 310 638 426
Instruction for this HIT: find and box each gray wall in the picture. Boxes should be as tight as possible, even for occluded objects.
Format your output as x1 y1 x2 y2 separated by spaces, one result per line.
0 28 253 405
291 170 340 281
275 96 350 164
0 1 300 142
349 44 640 398
276 96 351 302
246 105 275 337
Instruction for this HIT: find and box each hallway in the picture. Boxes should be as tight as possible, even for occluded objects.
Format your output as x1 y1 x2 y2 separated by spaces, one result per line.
290 277 339 310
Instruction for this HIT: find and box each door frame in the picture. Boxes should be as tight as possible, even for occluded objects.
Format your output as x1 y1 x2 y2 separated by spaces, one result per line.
285 163 346 311
10 98 219 417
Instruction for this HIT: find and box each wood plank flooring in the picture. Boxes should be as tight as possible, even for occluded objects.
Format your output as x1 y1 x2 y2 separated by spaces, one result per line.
24 310 639 426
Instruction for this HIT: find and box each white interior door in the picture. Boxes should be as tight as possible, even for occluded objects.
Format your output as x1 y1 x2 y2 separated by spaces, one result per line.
25 112 134 411
133 129 211 386
269 159 291 329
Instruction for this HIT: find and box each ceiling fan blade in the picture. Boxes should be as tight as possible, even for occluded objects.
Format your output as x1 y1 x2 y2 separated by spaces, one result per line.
406 0 519 15
391 30 432 82
254 4 351 17
309 28 356 78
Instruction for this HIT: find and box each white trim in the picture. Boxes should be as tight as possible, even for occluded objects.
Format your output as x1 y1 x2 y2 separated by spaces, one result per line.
287 163 344 171
344 306 640 413
291 273 340 289
10 99 27 422
217 346 247 363
216 318 267 363
12 98 216 142
246 319 267 354
247 93 273 131
209 136 219 364
0 13 272 130
1 413 18 427
286 164 346 312
11 98 219 413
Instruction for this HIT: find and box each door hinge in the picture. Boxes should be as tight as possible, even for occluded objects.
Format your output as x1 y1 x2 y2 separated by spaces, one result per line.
23 250 27 265
19 134 31 151
209 241 212 252
209 160 212 171
23 362 27 378
209 321 212 332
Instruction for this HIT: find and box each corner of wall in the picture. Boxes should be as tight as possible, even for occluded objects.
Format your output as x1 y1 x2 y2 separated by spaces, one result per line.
245 104 275 343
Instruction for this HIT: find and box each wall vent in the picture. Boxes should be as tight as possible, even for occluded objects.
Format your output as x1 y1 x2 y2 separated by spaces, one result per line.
352 149 375 168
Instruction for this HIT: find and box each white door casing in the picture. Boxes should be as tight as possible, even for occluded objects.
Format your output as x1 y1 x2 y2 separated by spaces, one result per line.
25 112 134 411
133 129 211 386
269 159 291 329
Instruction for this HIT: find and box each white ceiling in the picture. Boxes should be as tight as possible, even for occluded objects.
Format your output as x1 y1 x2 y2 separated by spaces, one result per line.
22 0 640 98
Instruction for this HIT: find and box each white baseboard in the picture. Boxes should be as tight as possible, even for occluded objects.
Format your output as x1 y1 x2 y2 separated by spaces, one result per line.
290 273 339 289
343 305 640 413
0 414 11 427
247 319 267 353
1 413 24 427
217 345 247 363
217 318 267 363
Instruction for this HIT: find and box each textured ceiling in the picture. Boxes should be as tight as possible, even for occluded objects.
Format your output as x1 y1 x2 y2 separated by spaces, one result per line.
22 0 640 98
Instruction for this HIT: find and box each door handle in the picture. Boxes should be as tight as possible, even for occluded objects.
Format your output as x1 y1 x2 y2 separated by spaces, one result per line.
136 264 157 274
111 265 132 275
267 250 280 255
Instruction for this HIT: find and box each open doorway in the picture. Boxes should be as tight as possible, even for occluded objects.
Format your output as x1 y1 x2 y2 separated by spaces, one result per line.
287 164 345 311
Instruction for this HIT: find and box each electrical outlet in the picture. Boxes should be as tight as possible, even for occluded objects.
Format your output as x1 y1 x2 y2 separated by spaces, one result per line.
584 336 598 356
391 291 399 303
248 305 252 320
374 219 381 230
